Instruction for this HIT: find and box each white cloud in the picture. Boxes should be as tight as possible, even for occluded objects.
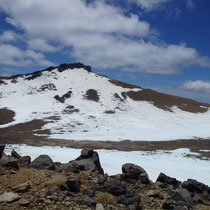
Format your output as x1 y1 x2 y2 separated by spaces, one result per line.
28 39 59 52
186 0 195 9
129 0 171 10
0 0 209 74
0 30 19 42
182 80 210 93
0 44 54 67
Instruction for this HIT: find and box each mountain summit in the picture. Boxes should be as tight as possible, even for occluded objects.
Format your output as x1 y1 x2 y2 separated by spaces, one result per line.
0 63 210 141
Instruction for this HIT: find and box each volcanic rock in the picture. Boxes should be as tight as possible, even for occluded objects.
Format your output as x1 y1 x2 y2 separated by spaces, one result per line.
102 181 126 196
0 192 19 203
30 155 55 170
156 172 181 188
122 163 149 184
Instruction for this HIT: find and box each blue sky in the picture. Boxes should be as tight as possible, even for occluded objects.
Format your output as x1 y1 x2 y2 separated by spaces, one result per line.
0 0 210 102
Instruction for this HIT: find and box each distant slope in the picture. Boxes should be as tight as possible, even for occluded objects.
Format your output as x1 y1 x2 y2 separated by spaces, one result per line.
0 63 210 141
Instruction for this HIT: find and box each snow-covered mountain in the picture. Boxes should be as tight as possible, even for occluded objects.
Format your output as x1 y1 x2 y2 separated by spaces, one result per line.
0 63 210 141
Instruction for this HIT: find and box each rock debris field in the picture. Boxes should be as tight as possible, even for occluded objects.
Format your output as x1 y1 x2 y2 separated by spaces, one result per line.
0 145 210 210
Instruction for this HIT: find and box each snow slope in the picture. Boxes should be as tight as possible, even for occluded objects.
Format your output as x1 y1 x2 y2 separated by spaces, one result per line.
0 64 210 141
4 144 210 186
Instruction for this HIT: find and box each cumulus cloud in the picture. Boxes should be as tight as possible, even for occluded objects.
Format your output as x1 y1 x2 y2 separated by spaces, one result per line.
0 30 19 42
129 0 171 10
0 44 54 67
182 80 210 93
28 39 59 52
0 0 209 74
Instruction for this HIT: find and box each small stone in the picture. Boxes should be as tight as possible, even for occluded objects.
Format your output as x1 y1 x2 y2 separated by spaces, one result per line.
12 181 31 193
19 198 30 207
146 189 163 199
10 169 17 174
0 192 19 203
44 199 51 204
84 188 95 197
76 195 96 206
96 203 105 210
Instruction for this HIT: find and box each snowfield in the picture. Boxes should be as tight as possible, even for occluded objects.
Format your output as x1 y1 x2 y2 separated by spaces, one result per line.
0 66 210 141
4 144 210 186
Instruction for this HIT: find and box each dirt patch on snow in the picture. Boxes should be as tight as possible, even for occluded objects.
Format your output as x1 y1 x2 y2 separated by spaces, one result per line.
0 108 15 125
0 119 50 142
125 89 210 113
109 79 140 89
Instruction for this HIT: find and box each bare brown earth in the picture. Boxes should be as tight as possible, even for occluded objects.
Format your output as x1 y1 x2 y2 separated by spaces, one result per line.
0 115 210 160
0 109 15 125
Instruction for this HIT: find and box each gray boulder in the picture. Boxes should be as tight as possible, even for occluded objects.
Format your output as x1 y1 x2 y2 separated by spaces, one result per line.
73 149 104 174
30 155 55 170
171 188 193 205
0 192 19 203
0 155 19 169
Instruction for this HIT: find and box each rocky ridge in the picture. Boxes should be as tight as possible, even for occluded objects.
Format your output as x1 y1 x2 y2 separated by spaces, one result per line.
0 145 210 210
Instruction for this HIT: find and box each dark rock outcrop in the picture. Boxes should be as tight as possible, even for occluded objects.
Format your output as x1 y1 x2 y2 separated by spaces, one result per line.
156 172 181 188
74 149 104 174
30 155 55 170
181 179 210 194
122 163 149 184
57 63 91 73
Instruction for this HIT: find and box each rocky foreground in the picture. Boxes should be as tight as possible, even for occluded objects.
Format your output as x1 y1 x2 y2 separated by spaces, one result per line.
0 145 210 210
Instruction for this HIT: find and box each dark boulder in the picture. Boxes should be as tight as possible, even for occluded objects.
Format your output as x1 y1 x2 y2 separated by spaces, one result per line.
156 172 181 188
60 179 80 193
30 155 55 170
122 163 149 184
102 181 126 196
73 149 104 174
0 145 5 159
181 179 210 194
